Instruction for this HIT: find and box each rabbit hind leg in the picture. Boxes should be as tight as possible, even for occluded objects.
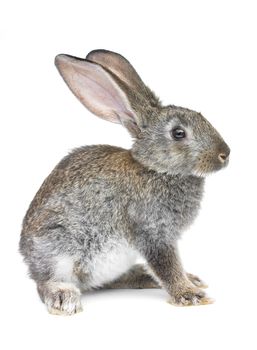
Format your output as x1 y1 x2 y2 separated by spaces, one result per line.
37 254 84 315
20 234 84 315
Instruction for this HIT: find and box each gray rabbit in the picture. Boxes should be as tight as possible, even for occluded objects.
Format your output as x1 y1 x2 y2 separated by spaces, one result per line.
19 50 230 315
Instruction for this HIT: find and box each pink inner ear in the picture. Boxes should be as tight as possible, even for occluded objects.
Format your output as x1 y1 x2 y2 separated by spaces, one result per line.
56 55 136 124
75 69 126 122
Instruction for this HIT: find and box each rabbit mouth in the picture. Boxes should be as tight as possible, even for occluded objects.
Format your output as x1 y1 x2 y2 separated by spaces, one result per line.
192 146 230 177
193 154 229 177
193 157 229 177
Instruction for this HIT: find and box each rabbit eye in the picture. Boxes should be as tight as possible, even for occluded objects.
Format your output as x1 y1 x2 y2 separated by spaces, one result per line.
171 127 186 140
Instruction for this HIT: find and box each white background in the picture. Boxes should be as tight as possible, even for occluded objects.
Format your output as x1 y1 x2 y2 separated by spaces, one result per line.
1 0 256 349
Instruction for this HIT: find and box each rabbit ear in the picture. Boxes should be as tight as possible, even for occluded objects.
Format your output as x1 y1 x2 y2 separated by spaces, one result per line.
86 50 146 92
86 50 158 103
55 54 141 137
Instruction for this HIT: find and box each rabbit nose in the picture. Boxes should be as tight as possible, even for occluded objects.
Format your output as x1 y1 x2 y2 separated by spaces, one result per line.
218 149 230 163
218 153 227 163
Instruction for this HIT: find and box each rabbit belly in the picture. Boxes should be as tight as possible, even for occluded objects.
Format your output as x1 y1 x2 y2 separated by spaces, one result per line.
86 239 139 289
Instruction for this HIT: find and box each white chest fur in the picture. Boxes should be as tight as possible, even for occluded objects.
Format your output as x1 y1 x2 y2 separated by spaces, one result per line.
87 238 139 289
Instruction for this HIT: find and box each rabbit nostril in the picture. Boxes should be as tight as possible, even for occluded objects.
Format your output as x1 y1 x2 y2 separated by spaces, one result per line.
218 153 227 163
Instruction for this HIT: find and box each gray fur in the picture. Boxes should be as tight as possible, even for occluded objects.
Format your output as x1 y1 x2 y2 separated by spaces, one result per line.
19 50 230 315
103 264 159 289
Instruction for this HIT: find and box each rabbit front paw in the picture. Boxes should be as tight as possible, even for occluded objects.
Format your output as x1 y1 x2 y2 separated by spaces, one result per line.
169 285 214 306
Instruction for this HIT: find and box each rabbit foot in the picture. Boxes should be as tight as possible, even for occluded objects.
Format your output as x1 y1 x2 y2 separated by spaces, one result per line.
186 273 208 289
169 285 214 306
38 282 83 316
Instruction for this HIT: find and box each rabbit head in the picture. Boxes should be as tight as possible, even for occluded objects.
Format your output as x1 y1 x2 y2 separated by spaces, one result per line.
55 50 230 177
